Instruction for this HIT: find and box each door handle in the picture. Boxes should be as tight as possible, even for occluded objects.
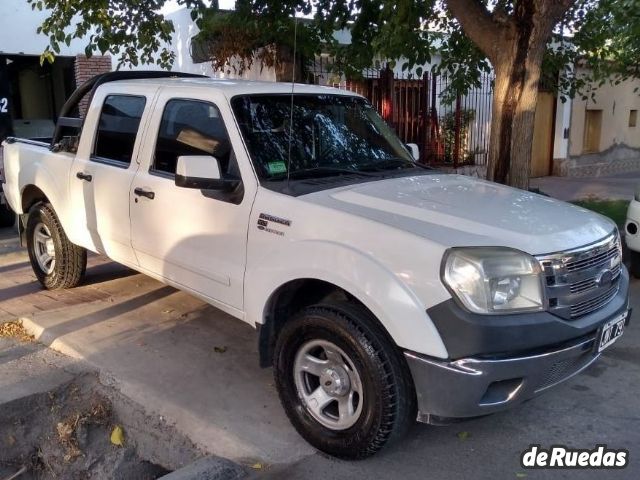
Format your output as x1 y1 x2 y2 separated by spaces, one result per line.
134 187 155 200
76 172 92 182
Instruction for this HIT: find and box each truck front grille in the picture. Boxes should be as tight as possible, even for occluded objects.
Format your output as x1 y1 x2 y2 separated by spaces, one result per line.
537 232 622 320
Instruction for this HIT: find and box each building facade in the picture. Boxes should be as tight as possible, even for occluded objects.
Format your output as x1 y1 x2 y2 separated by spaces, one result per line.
554 69 640 177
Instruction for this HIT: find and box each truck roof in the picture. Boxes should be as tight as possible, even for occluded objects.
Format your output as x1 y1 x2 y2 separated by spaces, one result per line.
103 77 361 98
50 71 363 147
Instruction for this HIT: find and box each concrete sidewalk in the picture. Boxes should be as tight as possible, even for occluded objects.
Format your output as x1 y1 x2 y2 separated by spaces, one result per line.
0 241 312 465
531 172 640 201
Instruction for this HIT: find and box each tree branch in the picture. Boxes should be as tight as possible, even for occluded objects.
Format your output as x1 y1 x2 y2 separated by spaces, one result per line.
529 0 578 49
549 0 578 20
446 0 505 62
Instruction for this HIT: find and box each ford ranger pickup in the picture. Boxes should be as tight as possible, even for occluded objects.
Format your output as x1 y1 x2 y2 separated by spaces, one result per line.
1 71 631 459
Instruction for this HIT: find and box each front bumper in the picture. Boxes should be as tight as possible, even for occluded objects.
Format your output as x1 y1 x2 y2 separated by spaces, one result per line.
407 294 631 422
406 335 600 421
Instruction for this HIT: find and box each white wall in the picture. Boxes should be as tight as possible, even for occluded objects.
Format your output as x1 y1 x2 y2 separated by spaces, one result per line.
0 0 89 56
569 69 640 155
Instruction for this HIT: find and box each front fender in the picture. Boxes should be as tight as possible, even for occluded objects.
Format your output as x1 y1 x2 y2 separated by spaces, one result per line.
245 239 448 359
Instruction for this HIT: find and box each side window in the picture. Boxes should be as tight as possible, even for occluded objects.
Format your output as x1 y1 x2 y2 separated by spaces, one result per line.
152 99 234 176
93 95 146 165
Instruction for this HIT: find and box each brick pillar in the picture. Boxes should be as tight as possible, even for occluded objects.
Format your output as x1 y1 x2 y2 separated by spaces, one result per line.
74 55 112 117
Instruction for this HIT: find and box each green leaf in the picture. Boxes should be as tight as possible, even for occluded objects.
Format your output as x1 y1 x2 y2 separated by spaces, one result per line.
97 38 109 54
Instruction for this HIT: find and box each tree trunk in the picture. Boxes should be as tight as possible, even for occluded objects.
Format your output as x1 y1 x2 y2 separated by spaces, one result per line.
446 0 575 189
486 41 544 190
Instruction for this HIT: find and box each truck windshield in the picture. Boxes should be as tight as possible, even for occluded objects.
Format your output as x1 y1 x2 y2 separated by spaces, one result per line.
231 94 417 181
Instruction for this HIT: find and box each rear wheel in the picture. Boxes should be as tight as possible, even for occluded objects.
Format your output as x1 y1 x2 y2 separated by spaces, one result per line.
26 203 86 290
0 202 15 228
273 301 416 459
630 251 640 278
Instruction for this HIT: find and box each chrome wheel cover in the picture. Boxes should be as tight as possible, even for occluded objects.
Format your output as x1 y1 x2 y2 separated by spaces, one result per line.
293 339 364 430
33 222 55 275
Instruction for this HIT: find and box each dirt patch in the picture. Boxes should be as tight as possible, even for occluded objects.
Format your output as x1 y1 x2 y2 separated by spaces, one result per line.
0 320 34 342
0 372 201 479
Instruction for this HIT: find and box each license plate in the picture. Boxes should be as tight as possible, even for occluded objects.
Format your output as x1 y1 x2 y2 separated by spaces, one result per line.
598 312 627 352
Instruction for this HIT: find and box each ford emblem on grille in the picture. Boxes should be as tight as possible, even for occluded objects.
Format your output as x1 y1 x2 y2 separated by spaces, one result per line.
537 232 621 319
595 268 614 288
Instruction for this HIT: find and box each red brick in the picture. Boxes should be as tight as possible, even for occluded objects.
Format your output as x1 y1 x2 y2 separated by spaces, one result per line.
74 54 112 117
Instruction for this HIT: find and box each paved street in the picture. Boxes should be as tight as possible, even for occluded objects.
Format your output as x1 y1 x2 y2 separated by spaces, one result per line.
0 225 639 479
531 172 640 201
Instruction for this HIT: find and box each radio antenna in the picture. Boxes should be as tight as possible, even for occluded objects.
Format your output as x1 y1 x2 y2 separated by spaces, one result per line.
286 14 299 188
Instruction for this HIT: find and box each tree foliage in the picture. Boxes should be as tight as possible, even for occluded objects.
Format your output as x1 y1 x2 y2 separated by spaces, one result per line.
32 0 640 100
549 0 640 100
29 0 182 67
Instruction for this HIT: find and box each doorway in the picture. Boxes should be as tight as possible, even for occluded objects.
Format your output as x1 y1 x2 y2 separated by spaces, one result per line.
530 92 556 178
0 54 75 141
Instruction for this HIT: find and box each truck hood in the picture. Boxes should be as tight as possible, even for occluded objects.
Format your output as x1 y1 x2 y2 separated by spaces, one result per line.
302 174 616 255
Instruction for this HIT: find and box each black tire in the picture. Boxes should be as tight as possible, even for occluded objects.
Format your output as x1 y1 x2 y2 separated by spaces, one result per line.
0 202 15 228
26 203 87 290
630 251 640 278
273 301 416 459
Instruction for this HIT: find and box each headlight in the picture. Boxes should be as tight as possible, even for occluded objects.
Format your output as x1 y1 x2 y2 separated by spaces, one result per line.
442 247 544 314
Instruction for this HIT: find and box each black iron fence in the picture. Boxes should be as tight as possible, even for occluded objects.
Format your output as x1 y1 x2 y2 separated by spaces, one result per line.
310 60 494 168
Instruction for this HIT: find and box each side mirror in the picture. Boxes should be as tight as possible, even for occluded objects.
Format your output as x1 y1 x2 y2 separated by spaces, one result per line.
406 143 420 161
175 155 240 192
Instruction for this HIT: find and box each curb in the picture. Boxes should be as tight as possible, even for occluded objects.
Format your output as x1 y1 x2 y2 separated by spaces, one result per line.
19 316 85 360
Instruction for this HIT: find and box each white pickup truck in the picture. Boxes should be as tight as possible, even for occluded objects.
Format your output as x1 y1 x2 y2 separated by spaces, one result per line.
1 72 631 459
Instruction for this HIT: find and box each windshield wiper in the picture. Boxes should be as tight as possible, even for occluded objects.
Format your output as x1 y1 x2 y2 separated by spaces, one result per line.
358 158 429 172
270 166 378 180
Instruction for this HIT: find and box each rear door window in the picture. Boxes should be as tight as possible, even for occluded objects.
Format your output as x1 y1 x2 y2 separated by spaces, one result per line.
93 95 146 166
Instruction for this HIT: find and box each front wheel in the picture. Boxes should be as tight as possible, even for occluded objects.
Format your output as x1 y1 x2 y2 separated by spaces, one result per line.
273 302 416 459
26 203 87 290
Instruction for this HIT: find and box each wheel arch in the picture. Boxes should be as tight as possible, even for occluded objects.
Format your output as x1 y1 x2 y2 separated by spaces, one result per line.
258 278 395 367
21 184 50 213
19 180 76 247
18 185 51 246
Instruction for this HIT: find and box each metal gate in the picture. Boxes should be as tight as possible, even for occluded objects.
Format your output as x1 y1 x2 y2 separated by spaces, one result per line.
312 62 494 168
